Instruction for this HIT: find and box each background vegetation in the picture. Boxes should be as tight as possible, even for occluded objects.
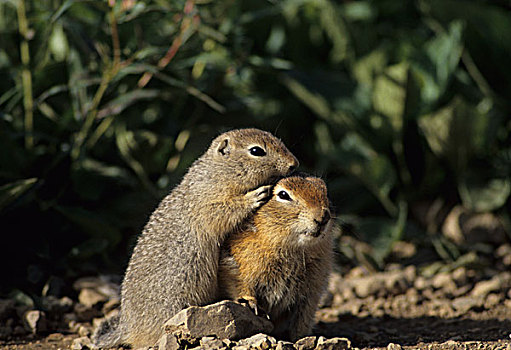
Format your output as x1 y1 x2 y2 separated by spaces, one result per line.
1 0 510 297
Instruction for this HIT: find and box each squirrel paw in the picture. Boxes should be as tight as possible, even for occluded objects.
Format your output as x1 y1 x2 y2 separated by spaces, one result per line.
245 185 272 211
237 296 268 318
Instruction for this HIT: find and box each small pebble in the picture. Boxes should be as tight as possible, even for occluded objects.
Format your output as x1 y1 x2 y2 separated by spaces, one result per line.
387 343 402 350
23 310 47 334
72 336 92 350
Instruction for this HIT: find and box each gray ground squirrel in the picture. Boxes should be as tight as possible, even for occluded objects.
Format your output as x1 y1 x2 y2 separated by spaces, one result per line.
93 128 298 348
218 174 334 341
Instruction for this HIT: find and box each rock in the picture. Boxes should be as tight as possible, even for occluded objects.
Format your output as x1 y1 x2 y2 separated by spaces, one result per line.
318 291 334 308
442 206 507 246
72 336 93 350
78 288 108 308
451 267 468 286
200 336 225 349
496 244 511 266
92 317 105 330
390 241 416 259
41 276 66 297
78 325 91 337
484 293 502 309
64 312 78 324
347 266 369 279
41 295 74 315
102 298 120 314
276 340 295 350
503 254 511 266
74 303 103 322
237 333 276 349
349 270 410 298
316 336 351 350
353 277 381 298
47 332 64 340
471 273 511 298
496 244 511 258
164 300 273 341
383 271 409 295
403 265 417 283
442 206 465 245
387 343 402 350
73 275 121 299
294 336 317 350
432 272 453 289
413 276 430 291
452 284 472 298
23 310 47 334
159 333 180 350
452 296 484 314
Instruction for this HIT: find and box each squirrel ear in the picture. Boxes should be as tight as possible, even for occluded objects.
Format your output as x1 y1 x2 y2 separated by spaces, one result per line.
216 138 231 156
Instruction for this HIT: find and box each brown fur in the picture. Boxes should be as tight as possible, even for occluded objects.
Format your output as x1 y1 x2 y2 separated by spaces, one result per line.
218 175 334 341
93 129 298 348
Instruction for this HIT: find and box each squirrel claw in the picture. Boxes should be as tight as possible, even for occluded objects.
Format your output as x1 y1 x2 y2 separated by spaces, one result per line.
246 185 272 210
237 296 267 318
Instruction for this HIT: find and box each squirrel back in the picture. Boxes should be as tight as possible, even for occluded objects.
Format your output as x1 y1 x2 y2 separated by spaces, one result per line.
218 175 335 341
93 129 298 348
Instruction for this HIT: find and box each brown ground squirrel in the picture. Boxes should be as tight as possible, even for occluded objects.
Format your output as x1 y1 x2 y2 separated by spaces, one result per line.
218 174 334 341
93 129 298 348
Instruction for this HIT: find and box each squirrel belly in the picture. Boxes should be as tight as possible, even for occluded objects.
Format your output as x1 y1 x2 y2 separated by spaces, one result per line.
92 129 298 348
218 174 335 342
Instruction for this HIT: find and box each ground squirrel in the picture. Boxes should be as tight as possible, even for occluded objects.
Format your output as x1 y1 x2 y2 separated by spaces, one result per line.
218 174 334 341
93 129 298 348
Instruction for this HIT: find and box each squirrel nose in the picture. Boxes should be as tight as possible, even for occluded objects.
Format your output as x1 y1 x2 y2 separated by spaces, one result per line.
288 158 299 173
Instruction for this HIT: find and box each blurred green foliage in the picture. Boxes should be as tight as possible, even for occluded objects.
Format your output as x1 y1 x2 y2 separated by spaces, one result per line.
1 0 510 294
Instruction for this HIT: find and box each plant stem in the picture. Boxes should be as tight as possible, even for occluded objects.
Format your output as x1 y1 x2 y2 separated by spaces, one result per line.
138 0 196 88
17 0 33 149
71 4 121 160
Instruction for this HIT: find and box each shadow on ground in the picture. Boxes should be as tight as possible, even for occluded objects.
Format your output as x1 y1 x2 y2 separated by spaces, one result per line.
315 314 511 348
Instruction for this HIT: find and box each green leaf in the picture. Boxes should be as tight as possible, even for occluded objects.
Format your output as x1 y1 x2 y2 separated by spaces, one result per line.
342 1 376 21
373 62 420 132
69 238 109 259
425 21 464 91
49 22 69 62
0 178 38 211
266 25 286 54
423 0 511 96
419 97 489 172
335 133 398 216
281 72 354 126
97 89 161 119
459 176 511 212
412 20 464 106
353 48 387 87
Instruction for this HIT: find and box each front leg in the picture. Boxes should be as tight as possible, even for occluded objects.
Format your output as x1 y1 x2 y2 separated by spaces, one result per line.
287 298 318 341
202 185 272 239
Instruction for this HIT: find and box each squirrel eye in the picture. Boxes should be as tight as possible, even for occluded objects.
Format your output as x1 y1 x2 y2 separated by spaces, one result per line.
249 146 266 157
277 190 292 201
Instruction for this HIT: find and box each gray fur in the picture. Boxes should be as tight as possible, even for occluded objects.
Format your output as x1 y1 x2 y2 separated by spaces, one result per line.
92 129 298 348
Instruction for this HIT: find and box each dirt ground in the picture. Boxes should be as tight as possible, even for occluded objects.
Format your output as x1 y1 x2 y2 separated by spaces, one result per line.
1 254 511 350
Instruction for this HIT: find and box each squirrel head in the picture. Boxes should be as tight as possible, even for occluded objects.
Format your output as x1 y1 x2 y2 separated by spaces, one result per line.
207 128 299 191
255 175 333 248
